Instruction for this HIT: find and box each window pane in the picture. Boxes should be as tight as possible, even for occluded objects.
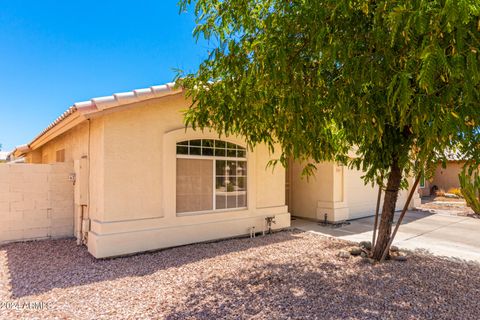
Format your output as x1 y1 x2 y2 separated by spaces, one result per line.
227 149 236 157
227 193 237 208
190 139 202 147
215 140 226 148
227 161 237 176
177 146 188 155
216 160 227 175
216 195 227 209
202 139 214 148
237 149 246 158
190 147 202 155
214 148 226 157
237 161 247 176
202 148 214 156
236 177 246 190
176 159 213 213
215 176 227 209
216 177 226 191
238 192 247 207
177 140 188 146
227 142 237 149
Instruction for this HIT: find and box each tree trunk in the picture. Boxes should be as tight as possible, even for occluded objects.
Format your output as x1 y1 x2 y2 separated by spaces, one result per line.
371 157 403 260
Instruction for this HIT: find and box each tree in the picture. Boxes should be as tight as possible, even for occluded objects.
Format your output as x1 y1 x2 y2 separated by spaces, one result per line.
459 167 480 214
177 0 480 261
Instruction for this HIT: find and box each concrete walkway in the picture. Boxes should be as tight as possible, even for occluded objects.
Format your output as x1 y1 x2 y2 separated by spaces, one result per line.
292 211 480 262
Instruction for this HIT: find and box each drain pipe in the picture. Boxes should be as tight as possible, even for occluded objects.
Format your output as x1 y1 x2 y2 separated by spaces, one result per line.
76 205 85 245
263 216 276 235
81 205 89 244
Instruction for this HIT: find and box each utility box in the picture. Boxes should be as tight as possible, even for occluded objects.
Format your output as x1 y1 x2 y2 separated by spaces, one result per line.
74 158 89 205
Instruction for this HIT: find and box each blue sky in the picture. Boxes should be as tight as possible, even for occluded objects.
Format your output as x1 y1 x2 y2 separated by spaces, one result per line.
0 0 209 151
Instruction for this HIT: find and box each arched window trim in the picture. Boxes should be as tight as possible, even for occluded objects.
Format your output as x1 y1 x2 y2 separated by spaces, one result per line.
176 139 247 160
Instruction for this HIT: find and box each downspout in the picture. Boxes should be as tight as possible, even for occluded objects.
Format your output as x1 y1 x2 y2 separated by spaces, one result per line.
84 118 92 244
77 119 91 245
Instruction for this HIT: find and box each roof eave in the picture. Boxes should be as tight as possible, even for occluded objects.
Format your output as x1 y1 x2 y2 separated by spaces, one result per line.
19 82 182 153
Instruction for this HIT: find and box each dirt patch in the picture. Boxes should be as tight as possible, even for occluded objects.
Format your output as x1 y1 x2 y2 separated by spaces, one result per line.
0 231 479 319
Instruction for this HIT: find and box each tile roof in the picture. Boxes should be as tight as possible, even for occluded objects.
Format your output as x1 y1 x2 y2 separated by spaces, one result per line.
14 82 181 155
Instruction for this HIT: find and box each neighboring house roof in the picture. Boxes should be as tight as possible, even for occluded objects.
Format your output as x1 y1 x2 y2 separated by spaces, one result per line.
444 149 465 162
13 82 182 157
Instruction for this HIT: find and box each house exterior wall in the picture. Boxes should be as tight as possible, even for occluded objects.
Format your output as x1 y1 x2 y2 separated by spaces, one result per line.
85 94 290 258
0 163 74 244
29 121 90 164
431 162 464 192
289 161 421 222
418 161 465 197
24 117 106 227
344 167 416 219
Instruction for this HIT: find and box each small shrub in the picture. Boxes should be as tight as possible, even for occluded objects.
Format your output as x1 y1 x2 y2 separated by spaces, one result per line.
447 188 463 198
459 169 480 215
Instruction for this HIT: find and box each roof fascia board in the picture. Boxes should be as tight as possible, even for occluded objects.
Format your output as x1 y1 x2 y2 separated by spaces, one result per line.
30 112 86 150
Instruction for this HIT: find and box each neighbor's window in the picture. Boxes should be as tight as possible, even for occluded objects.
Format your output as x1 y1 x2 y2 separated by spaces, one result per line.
56 149 65 163
176 139 247 214
419 175 425 188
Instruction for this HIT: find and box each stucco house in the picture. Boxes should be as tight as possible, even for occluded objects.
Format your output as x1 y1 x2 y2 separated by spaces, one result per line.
0 152 9 162
12 82 419 258
418 151 466 197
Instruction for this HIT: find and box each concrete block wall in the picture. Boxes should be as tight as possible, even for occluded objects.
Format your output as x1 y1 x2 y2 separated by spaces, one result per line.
0 163 74 244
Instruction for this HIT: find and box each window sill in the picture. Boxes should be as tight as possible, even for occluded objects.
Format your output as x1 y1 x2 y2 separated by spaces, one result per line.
176 207 248 217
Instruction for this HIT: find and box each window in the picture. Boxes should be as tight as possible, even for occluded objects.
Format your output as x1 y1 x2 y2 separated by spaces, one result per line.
56 149 65 163
176 139 247 214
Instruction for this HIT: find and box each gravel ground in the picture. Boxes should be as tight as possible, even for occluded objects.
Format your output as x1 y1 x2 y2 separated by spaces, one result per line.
0 230 479 320
416 197 475 216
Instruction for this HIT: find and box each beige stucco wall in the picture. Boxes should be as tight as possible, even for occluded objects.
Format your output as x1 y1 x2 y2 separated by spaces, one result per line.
25 118 105 224
432 162 464 192
289 161 420 222
85 94 290 258
20 94 289 258
418 161 465 197
31 121 90 164
288 161 336 221
344 167 415 219
0 163 74 244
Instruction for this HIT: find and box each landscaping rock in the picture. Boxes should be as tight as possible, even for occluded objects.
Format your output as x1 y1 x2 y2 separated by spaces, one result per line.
390 245 399 252
393 255 407 262
337 250 351 259
349 247 362 256
0 230 478 319
362 257 376 264
359 241 372 250
360 252 367 258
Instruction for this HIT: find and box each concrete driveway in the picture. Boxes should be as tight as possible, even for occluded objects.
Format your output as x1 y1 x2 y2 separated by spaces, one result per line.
292 211 480 262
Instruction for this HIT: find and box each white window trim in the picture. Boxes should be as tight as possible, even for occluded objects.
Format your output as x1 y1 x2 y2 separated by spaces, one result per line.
175 144 248 215
163 128 255 219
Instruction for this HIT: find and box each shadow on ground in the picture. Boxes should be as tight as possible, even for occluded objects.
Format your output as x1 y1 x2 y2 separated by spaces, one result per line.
0 231 298 298
163 251 480 320
1 230 479 319
295 210 436 238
